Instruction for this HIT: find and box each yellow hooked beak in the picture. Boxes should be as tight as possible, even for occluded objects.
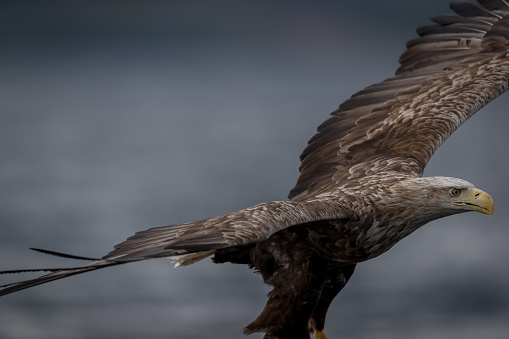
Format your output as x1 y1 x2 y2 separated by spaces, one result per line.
454 188 494 217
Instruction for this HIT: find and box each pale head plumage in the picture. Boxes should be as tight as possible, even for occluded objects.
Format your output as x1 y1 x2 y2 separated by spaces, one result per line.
383 176 491 226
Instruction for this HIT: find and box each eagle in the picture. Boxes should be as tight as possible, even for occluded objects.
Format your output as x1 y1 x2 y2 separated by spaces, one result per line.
1 1 508 338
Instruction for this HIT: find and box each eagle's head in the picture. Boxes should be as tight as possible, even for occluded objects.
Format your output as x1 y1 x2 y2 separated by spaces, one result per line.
386 176 494 226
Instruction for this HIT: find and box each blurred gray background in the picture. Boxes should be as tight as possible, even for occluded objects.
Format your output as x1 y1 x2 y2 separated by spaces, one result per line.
1 1 508 338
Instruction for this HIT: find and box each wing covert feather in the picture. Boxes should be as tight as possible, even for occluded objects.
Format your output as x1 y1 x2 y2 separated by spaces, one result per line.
104 200 348 261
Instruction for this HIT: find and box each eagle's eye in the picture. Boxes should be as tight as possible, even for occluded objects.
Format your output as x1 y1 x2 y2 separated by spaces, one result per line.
450 188 461 197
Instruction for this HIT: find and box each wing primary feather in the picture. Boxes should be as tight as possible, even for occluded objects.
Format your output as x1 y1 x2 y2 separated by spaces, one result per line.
30 248 100 261
0 268 84 275
477 0 509 12
0 260 122 297
450 1 502 18
431 14 498 25
416 24 487 35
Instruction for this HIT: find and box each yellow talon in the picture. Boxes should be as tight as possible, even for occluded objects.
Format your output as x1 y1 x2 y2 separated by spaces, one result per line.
315 330 328 339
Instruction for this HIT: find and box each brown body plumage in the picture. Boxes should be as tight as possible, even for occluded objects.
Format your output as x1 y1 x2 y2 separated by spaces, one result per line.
1 1 507 338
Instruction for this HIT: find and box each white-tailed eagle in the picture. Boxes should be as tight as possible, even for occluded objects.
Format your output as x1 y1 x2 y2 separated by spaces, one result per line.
1 1 507 338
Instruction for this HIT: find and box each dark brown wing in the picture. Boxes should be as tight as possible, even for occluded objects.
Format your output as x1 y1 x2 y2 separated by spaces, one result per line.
289 0 509 200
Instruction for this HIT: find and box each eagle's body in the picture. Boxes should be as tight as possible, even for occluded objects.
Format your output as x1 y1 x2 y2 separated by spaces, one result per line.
1 1 508 338
210 177 492 337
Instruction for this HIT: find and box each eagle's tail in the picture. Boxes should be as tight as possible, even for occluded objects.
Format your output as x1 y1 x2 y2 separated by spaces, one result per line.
0 248 123 297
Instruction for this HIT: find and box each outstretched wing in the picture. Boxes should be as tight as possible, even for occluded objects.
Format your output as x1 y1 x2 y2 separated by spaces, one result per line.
0 200 346 296
103 200 345 260
289 0 509 200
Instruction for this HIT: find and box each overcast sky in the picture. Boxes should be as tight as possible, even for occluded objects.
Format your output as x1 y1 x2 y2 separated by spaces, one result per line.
1 1 508 338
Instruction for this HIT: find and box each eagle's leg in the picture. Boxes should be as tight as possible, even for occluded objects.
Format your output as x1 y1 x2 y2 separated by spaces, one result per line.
308 264 356 338
313 330 328 339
